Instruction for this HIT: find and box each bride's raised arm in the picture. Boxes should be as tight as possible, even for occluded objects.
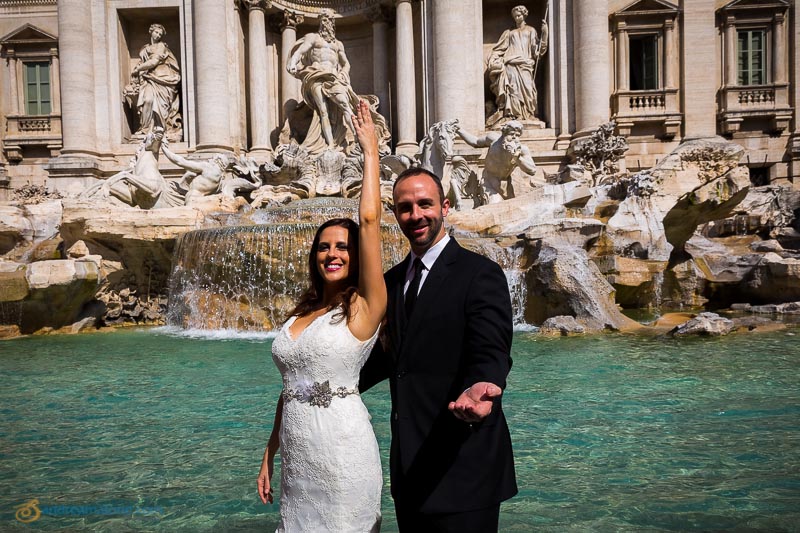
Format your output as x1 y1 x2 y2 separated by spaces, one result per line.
350 100 386 340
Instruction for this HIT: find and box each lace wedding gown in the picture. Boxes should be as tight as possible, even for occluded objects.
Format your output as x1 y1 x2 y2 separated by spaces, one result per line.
271 308 382 532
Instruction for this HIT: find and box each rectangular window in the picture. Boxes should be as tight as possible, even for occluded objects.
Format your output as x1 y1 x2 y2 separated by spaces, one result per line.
737 29 766 86
24 61 51 115
629 35 658 91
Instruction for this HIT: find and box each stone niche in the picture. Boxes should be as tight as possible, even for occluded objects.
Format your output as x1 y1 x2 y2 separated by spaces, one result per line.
117 8 183 143
481 0 550 128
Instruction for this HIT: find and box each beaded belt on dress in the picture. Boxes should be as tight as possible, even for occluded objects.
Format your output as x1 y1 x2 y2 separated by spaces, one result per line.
283 380 359 408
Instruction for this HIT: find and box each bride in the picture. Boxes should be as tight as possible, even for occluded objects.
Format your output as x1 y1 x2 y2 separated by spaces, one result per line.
257 100 385 532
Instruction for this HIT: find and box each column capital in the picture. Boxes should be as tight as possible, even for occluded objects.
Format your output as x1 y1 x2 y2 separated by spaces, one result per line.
725 14 736 27
239 0 271 12
49 47 59 57
270 10 304 33
395 0 416 6
774 12 785 24
367 5 392 24
615 20 627 33
664 18 674 31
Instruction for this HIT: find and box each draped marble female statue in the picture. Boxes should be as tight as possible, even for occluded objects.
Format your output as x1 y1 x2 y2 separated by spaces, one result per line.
287 9 358 152
124 23 183 142
487 5 548 124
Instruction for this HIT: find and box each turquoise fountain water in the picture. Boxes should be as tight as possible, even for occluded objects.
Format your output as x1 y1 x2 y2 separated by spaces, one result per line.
2 328 799 531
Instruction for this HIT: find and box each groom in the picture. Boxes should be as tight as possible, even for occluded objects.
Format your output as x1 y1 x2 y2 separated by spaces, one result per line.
360 167 517 531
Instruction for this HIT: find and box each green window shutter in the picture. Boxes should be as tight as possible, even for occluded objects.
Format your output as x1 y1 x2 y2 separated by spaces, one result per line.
737 30 766 86
23 61 51 115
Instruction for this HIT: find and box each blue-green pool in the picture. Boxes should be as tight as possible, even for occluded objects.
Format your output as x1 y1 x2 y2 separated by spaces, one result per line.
2 328 799 531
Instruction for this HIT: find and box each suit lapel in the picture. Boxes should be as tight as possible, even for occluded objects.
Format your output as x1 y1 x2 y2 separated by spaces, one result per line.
387 256 410 362
403 239 460 337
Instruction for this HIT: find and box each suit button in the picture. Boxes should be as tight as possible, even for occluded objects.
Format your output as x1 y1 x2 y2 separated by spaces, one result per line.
393 412 398 420
396 371 407 379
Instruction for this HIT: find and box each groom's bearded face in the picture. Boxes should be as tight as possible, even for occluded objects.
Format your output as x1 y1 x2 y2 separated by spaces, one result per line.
393 173 450 255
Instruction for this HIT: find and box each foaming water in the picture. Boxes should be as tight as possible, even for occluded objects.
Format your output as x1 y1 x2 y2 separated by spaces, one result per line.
152 326 277 342
2 329 799 531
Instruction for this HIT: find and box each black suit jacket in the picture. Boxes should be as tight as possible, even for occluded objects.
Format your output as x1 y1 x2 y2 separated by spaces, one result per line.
360 237 517 513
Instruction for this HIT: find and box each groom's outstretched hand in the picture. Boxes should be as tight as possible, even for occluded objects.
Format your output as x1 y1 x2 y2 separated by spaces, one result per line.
448 382 503 423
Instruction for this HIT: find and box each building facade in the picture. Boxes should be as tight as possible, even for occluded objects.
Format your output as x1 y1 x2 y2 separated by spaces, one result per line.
1 0 798 199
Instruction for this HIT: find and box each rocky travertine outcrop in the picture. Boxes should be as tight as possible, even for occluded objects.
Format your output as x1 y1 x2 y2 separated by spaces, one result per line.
538 315 586 336
0 200 63 258
704 185 800 241
605 138 751 263
522 240 639 332
8 258 102 334
669 312 736 337
59 200 212 298
731 301 800 314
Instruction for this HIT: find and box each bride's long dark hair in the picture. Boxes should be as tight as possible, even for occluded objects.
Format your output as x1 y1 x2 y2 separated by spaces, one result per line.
287 218 360 323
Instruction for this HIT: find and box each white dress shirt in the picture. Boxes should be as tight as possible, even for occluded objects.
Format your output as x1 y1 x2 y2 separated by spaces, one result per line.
403 234 451 297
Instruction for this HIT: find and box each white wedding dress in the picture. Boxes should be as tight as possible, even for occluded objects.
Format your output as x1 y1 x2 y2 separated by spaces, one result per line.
271 307 382 532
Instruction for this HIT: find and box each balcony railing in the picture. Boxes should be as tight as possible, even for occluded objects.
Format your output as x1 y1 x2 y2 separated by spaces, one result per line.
719 83 792 134
3 114 62 162
612 88 681 139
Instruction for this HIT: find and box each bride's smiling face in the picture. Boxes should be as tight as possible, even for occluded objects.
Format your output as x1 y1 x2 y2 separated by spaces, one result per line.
316 225 355 287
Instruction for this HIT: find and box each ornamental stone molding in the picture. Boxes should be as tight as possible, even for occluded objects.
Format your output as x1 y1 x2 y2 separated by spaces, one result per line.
0 0 56 6
271 0 385 16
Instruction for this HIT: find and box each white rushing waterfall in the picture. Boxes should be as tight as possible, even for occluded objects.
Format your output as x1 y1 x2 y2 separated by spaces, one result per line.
167 200 408 331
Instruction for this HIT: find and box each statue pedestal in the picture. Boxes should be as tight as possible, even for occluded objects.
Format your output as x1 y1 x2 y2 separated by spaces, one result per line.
486 115 547 131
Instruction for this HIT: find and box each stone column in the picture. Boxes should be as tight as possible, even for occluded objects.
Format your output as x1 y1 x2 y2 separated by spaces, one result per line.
430 0 483 131
7 52 19 115
724 15 737 86
615 21 628 91
791 5 800 188
368 6 391 118
193 0 233 152
57 0 97 155
50 47 61 114
395 0 417 155
664 18 675 88
277 11 303 120
682 0 717 138
245 0 272 155
773 12 786 84
573 0 610 134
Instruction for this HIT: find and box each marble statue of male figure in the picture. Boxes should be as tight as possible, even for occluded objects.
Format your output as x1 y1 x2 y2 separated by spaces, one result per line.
487 5 548 122
287 8 358 149
456 121 537 204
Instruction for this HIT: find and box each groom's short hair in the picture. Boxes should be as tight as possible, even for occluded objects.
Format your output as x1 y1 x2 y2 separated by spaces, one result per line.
393 167 446 205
